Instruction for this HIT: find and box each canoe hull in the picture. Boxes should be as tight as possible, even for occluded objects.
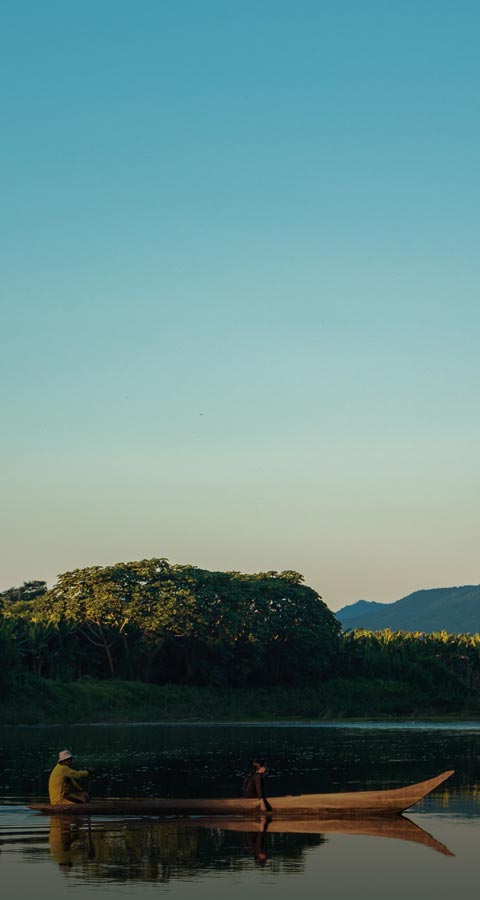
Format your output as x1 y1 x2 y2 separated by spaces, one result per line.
29 770 453 818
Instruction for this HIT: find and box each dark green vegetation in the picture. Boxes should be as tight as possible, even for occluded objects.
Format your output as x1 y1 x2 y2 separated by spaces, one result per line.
337 584 480 633
2 673 477 726
0 562 339 685
1 560 480 724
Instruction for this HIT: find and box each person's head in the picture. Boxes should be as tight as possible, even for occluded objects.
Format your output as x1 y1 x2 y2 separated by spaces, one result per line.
253 758 267 774
58 749 73 766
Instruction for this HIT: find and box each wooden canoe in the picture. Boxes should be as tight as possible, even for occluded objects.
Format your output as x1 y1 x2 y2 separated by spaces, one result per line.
29 769 453 818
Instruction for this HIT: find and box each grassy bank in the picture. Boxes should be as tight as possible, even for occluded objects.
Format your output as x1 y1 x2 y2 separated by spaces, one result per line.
1 675 479 725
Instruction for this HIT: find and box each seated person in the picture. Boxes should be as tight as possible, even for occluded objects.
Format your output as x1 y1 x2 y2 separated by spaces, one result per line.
49 749 92 805
242 758 272 813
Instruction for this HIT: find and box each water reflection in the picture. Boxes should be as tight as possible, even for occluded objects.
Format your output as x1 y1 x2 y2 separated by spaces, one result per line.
198 815 454 856
243 816 270 865
31 814 452 882
43 817 326 881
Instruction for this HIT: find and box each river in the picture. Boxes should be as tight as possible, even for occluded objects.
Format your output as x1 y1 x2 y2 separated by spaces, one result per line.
1 722 479 899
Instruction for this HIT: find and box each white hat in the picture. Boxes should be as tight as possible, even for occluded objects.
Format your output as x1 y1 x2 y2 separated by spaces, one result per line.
58 749 73 762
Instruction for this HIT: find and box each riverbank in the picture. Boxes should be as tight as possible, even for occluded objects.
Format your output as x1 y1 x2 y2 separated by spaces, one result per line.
1 675 478 725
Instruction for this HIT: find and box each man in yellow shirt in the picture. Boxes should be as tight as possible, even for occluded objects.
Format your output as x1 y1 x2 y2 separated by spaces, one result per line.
48 749 92 805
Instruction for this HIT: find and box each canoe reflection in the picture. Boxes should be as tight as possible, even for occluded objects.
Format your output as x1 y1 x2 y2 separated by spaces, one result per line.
48 816 323 879
197 815 454 857
47 813 453 880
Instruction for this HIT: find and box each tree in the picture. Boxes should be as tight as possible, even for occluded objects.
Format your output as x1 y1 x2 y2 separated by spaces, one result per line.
29 560 341 686
1 581 47 616
34 560 172 677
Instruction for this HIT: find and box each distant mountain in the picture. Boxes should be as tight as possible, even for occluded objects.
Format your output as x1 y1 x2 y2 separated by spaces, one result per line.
335 585 480 634
337 599 385 629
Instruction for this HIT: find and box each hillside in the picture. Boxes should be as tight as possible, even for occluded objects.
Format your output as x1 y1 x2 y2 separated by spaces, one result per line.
336 585 480 634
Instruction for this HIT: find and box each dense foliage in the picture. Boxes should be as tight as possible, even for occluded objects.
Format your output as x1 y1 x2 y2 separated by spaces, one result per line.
336 628 480 708
2 563 480 717
0 561 340 688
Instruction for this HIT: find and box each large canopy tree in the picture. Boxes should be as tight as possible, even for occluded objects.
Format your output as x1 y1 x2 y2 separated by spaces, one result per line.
30 559 341 684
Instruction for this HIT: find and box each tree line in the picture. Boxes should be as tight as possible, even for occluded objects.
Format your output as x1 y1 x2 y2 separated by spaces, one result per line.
1 560 480 703
0 560 339 688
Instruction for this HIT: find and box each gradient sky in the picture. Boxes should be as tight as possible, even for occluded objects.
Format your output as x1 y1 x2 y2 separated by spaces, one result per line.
1 1 479 610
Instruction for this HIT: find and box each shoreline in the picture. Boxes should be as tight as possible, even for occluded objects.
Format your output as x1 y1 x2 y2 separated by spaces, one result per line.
1 675 479 726
4 717 480 729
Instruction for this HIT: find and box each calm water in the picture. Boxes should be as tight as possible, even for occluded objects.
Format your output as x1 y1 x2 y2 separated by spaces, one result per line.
1 722 479 899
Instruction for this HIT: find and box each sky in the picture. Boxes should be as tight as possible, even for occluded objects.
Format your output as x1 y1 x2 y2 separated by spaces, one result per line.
1 1 479 610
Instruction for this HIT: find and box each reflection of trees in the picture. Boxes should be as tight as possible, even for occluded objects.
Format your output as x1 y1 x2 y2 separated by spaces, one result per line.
46 819 323 882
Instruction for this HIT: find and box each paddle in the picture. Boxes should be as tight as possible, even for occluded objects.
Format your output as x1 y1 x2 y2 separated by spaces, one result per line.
87 816 95 860
87 770 95 860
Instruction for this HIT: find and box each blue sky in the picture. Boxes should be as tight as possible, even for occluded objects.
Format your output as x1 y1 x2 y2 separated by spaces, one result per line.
1 1 479 609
